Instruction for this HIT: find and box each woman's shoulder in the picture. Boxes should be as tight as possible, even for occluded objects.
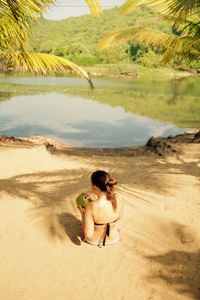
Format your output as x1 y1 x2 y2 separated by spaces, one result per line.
86 200 97 213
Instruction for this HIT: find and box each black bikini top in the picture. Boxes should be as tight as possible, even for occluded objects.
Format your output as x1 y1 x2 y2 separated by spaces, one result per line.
94 218 119 246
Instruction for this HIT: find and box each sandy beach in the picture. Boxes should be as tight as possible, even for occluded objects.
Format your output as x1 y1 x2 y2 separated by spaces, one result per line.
0 136 200 300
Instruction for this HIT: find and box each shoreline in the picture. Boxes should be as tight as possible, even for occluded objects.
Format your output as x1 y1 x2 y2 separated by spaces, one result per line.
0 131 199 157
1 63 199 82
85 64 199 81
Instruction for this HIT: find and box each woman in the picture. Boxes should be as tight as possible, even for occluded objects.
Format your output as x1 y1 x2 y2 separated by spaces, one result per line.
78 170 121 247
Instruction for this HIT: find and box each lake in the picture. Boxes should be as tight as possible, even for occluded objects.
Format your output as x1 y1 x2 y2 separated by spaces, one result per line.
0 76 199 148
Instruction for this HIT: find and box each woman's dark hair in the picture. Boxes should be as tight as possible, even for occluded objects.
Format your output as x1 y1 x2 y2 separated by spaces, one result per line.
91 170 118 209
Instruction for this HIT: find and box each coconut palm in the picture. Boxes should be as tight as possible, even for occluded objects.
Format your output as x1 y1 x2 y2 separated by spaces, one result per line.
0 0 106 88
99 0 200 64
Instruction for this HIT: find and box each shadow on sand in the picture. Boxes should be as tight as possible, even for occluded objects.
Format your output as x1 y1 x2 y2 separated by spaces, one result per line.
58 212 82 245
147 249 200 299
140 221 200 299
0 144 199 245
0 168 91 245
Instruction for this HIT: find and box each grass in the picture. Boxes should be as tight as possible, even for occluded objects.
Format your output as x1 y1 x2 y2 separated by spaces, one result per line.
86 63 194 81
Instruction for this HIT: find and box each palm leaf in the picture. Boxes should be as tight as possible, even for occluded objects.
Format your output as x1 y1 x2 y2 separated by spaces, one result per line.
0 0 103 50
119 0 200 19
99 26 200 62
0 0 95 87
0 11 28 49
0 0 57 49
114 0 200 65
162 36 200 63
119 0 169 15
0 0 56 18
0 0 102 50
1 51 93 89
183 18 200 40
163 0 200 19
84 0 103 17
132 1 199 21
119 0 144 15
3 0 103 19
99 27 175 49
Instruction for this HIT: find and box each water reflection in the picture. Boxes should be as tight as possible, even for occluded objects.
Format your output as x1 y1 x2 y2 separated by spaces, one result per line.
0 76 130 88
0 76 200 98
0 92 191 148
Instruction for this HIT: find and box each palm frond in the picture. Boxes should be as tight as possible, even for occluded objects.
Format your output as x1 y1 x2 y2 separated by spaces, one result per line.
0 0 56 19
145 0 199 19
119 0 144 15
119 0 200 20
0 11 28 49
0 0 95 87
99 26 200 62
119 0 169 15
99 27 175 49
84 0 103 17
1 51 93 89
183 19 200 40
0 0 102 49
113 0 200 65
6 0 19 20
162 37 200 63
0 0 57 49
163 0 200 19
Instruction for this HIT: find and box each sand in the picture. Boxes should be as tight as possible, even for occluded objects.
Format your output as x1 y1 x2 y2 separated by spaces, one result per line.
0 141 200 300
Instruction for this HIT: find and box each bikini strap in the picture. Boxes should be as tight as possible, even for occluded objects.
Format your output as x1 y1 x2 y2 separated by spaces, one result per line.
94 218 119 226
102 223 110 246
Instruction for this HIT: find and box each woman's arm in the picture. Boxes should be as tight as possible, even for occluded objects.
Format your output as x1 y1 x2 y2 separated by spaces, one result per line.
82 202 94 239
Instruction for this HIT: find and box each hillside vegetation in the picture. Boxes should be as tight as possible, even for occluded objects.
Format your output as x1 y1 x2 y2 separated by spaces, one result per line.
29 6 172 67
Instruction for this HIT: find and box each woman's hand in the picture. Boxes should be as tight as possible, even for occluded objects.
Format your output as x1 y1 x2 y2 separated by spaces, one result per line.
77 205 86 216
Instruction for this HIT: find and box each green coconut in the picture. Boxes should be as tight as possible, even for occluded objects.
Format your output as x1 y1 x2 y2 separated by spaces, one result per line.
76 193 90 208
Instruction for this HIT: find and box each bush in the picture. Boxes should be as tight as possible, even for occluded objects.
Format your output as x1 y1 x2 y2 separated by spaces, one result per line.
71 56 100 66
128 41 148 62
136 50 161 68
98 48 128 64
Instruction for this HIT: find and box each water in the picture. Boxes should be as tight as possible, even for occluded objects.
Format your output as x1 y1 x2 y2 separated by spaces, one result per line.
0 90 193 148
1 75 200 97
0 76 129 88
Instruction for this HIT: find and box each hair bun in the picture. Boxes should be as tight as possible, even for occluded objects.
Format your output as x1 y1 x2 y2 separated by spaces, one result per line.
106 177 118 186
